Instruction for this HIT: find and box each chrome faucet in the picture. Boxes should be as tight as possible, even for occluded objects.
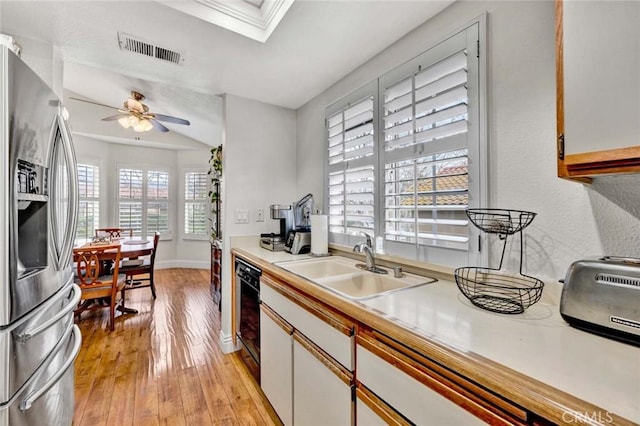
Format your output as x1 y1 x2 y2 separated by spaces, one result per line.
353 232 387 274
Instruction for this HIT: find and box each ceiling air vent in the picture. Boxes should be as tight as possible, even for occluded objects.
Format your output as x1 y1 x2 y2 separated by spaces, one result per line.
117 32 185 65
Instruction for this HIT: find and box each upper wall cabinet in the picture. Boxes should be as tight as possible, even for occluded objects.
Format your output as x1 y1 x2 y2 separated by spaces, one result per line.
556 0 640 180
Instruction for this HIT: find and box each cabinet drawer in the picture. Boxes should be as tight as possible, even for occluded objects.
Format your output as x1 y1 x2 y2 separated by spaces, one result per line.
356 386 410 426
261 275 354 370
357 342 487 425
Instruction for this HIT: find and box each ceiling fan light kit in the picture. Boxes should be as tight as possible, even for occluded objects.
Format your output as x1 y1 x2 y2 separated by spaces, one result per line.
70 90 190 134
118 115 153 132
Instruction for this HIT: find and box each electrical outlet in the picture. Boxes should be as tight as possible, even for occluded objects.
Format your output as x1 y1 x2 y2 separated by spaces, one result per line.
234 209 249 224
256 208 264 222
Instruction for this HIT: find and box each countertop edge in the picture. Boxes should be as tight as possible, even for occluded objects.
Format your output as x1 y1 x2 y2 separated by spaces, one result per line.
232 248 636 426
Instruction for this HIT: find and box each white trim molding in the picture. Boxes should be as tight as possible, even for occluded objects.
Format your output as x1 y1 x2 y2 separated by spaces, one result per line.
161 0 295 43
219 331 241 354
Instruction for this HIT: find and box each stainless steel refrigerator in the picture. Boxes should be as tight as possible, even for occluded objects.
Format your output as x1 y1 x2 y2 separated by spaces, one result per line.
0 45 81 425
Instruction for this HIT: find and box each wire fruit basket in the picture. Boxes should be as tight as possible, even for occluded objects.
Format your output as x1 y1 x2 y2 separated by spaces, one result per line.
454 209 544 314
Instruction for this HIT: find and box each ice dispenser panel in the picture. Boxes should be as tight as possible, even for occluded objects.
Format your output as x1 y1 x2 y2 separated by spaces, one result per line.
16 159 48 274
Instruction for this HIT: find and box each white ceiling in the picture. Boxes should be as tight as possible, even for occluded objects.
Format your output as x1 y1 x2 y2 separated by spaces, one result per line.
0 0 453 146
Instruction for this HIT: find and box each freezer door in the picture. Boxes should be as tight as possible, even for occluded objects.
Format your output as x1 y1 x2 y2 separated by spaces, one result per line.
0 281 79 404
2 323 81 426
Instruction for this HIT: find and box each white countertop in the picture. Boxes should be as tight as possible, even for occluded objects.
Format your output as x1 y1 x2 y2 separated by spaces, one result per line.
362 278 640 423
231 242 640 423
230 235 311 263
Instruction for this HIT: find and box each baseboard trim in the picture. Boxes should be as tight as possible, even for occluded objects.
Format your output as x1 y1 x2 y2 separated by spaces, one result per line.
155 260 209 270
219 331 240 354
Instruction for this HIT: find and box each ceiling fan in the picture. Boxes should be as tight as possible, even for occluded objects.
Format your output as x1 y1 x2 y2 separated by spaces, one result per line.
70 91 190 133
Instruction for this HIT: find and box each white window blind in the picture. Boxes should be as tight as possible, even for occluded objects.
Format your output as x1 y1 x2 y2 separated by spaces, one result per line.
325 23 484 266
326 86 377 238
76 163 100 241
118 167 170 238
382 36 473 252
147 171 170 234
185 171 208 235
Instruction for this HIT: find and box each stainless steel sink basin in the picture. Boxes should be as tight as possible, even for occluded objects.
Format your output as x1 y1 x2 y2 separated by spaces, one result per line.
276 256 436 300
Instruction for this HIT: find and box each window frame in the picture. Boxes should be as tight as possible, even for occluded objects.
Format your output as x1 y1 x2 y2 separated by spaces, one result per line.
324 19 487 268
116 163 172 240
183 168 210 241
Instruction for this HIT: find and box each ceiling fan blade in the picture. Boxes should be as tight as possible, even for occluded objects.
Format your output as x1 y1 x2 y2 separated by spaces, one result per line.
101 114 130 121
68 96 121 110
149 118 170 132
151 113 190 126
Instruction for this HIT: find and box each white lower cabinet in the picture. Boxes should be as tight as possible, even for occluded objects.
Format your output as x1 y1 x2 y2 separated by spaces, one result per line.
357 336 486 425
293 332 353 426
260 275 355 426
260 305 293 426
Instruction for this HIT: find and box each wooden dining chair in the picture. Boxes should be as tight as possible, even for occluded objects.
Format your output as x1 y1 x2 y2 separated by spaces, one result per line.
73 243 127 331
121 232 160 301
95 227 134 239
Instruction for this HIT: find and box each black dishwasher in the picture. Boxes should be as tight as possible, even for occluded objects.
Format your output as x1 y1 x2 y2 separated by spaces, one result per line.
235 257 261 381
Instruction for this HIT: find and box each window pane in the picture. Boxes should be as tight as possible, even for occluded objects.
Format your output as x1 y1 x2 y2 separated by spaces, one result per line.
147 201 169 233
185 202 207 235
185 172 208 200
185 171 208 236
384 152 469 248
76 200 99 241
76 164 100 241
119 202 143 236
148 171 169 200
119 169 143 199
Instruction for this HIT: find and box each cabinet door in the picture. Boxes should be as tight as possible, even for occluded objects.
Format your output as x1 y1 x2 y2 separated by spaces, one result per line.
260 305 293 426
293 332 352 426
557 0 640 178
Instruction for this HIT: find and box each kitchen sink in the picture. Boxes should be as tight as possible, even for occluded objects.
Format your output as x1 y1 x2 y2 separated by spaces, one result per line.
276 256 436 300
277 256 361 279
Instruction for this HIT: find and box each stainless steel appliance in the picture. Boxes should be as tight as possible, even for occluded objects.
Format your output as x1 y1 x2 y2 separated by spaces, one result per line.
292 193 314 230
260 205 293 252
285 230 311 255
235 257 261 381
0 44 81 425
561 257 640 346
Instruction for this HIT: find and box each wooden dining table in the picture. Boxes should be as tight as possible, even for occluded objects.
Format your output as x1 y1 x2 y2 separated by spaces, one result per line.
75 237 154 260
74 237 155 314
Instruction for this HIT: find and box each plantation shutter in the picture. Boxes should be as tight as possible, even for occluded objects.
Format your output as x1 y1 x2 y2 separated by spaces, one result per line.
380 25 481 263
185 171 208 235
147 171 170 235
118 168 144 236
326 82 377 245
76 164 100 241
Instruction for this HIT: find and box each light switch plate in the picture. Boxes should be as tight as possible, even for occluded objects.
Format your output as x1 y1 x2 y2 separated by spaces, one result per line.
256 208 264 222
234 208 249 224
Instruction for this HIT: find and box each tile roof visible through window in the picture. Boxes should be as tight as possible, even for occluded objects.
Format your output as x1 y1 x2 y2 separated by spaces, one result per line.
400 165 469 206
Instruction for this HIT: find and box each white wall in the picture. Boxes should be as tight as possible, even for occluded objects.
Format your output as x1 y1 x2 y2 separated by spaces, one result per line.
296 0 640 281
73 134 211 267
219 94 297 351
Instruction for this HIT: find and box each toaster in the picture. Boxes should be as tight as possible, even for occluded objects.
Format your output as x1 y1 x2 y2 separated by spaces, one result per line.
285 230 311 255
560 257 640 346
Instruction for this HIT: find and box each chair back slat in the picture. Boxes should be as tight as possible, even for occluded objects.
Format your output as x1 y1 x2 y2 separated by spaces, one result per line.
95 228 134 239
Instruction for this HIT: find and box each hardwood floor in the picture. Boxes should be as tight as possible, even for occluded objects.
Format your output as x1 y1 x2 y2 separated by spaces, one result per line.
73 268 280 426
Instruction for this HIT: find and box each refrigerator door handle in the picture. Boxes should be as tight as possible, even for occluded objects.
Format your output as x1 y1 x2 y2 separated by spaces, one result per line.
19 324 81 411
0 321 77 410
56 113 78 269
16 284 80 343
